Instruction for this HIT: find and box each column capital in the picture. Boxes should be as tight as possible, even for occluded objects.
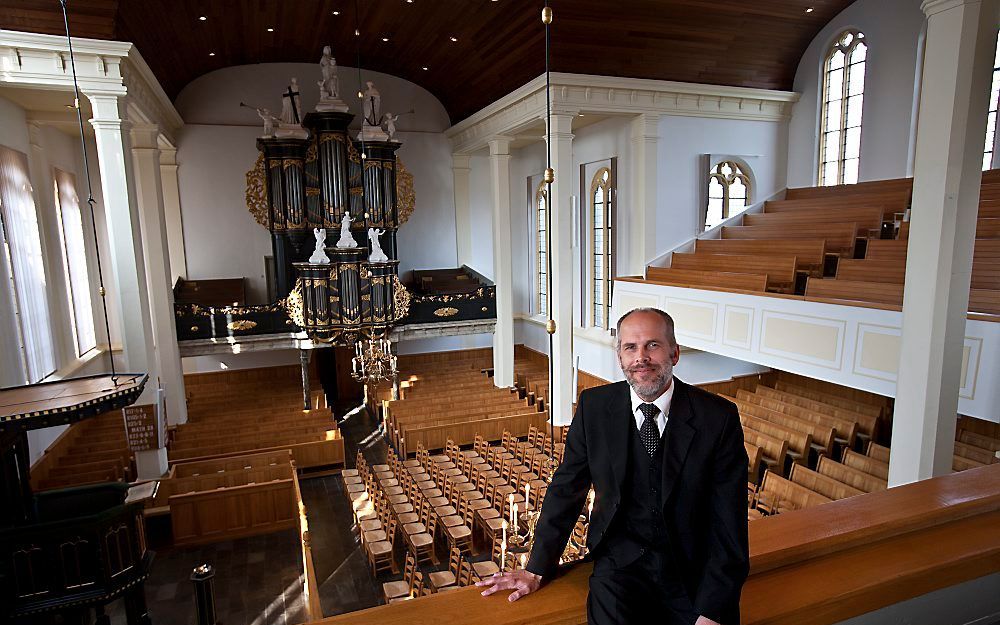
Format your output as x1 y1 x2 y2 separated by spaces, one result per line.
130 122 161 150
159 146 177 167
27 121 44 148
543 111 576 139
487 135 514 155
630 113 661 141
920 0 977 16
452 153 471 170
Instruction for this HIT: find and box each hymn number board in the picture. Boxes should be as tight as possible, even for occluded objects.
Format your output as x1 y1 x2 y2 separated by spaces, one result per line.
122 404 161 452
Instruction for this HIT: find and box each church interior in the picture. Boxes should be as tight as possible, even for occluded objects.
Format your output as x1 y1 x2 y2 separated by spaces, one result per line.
1 0 999 624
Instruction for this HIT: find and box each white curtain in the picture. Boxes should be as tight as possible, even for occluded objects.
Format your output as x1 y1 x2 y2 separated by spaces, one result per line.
54 168 96 356
0 145 56 383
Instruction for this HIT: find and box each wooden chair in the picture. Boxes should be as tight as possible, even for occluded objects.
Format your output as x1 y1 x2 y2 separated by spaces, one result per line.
427 547 463 592
367 518 397 577
382 552 417 603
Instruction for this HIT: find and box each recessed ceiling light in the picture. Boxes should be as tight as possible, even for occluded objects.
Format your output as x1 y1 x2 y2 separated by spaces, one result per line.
332 10 340 15
199 15 207 21
805 7 814 12
382 36 389 42
358 90 364 98
422 66 428 71
355 28 361 36
209 52 216 56
267 27 274 32
450 36 458 42
578 113 584 117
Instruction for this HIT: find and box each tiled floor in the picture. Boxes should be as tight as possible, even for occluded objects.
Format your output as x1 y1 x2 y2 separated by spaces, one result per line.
103 403 392 625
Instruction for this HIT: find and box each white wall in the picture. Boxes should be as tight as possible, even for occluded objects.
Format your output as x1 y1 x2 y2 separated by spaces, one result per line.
0 95 30 388
175 63 457 302
656 115 788 256
786 0 926 187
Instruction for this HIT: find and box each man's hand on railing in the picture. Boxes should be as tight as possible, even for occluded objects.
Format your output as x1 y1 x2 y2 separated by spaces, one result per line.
476 570 542 602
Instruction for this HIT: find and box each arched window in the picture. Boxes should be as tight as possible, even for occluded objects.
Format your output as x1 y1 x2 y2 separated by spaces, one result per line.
819 30 867 186
535 180 548 317
983 30 1000 171
590 168 613 329
705 160 751 230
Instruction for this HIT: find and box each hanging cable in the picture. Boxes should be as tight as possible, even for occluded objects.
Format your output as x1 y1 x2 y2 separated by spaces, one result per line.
542 2 555 460
59 0 119 385
354 0 368 163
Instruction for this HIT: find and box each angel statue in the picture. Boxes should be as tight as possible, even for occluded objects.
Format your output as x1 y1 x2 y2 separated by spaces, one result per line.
383 112 400 142
367 228 388 263
309 228 330 264
336 212 359 248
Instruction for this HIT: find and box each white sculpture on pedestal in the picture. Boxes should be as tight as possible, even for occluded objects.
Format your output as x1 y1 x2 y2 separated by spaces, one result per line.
255 107 279 138
309 228 330 264
316 46 349 113
336 213 359 248
383 112 400 142
276 78 309 139
357 81 389 142
367 228 388 262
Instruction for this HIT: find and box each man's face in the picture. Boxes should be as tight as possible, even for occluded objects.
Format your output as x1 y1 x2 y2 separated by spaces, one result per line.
617 311 680 401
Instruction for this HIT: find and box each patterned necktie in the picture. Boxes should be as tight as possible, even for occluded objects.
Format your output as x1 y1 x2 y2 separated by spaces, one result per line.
638 403 661 457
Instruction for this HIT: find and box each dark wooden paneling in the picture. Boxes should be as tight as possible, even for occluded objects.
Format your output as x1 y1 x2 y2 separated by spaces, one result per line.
0 0 857 123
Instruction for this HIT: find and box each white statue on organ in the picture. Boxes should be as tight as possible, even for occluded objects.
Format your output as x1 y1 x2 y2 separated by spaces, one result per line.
336 213 359 248
357 81 389 141
316 46 349 113
309 228 330 264
367 228 388 263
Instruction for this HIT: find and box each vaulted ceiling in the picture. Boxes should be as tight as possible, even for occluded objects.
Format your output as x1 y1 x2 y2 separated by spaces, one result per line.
1 0 856 123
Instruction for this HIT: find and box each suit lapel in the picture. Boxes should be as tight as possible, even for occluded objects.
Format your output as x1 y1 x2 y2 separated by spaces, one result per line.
661 378 696 505
605 382 631 497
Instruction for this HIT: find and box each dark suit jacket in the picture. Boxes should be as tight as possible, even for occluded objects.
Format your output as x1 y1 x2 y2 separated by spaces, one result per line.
526 378 750 625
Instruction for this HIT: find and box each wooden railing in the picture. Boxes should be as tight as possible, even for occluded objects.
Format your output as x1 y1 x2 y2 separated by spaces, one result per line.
308 464 1000 625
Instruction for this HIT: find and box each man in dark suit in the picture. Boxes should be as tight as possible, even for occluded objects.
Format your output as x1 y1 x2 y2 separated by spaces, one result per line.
478 307 749 625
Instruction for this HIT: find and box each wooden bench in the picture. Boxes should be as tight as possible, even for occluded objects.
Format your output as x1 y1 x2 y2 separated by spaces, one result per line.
785 178 913 200
977 217 1000 238
756 470 832 514
735 390 860 449
865 239 908 260
835 258 905 284
745 206 888 236
969 288 1000 315
742 429 789 477
754 386 879 443
694 239 828 274
842 449 890 480
866 442 891 464
788 463 865 501
643 267 768 292
400 411 550 455
954 441 999 465
722 222 859 256
746 442 764 485
671 252 799 292
958 430 1000 452
774 380 885 421
816 455 887 492
739 413 812 468
805 277 904 307
732 391 835 457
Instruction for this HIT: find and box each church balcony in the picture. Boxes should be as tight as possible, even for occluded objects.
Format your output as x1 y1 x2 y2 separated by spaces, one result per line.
612 278 1000 423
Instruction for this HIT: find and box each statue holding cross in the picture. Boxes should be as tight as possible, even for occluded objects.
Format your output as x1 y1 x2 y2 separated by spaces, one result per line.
275 77 309 139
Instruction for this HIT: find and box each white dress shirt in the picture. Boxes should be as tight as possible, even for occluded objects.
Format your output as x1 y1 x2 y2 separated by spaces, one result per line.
629 378 674 437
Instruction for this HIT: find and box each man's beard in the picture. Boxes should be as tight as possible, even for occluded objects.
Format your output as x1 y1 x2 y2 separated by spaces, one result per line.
623 363 672 399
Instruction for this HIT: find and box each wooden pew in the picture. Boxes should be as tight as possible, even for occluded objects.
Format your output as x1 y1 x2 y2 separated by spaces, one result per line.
842 449 890 480
775 372 893 410
670 252 799 292
722 222 859 256
753 386 879 442
785 178 913 200
816 456 887 492
738 412 812 468
977 217 1000 238
958 430 1000 452
866 442 891 464
744 206 888 235
788 463 865 501
756 470 832 514
743 429 789 477
773 380 884 421
694 239 828 274
401 411 550 454
969 289 1000 315
732 390 836 457
804 277 904 307
643 267 768 292
746 442 764 485
865 239 908 260
835 258 905 284
954 441 999 465
734 390 859 449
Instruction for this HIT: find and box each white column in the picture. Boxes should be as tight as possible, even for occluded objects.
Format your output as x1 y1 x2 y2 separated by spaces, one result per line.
159 145 188 282
130 123 188 427
630 114 660 275
890 0 998 486
452 153 473 268
488 137 515 388
547 113 576 426
86 93 167 478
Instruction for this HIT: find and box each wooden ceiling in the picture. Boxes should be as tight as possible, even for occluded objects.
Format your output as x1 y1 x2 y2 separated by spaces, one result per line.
1 0 856 123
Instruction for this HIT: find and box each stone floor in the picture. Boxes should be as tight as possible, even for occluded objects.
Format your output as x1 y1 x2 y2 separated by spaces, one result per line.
101 402 393 625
